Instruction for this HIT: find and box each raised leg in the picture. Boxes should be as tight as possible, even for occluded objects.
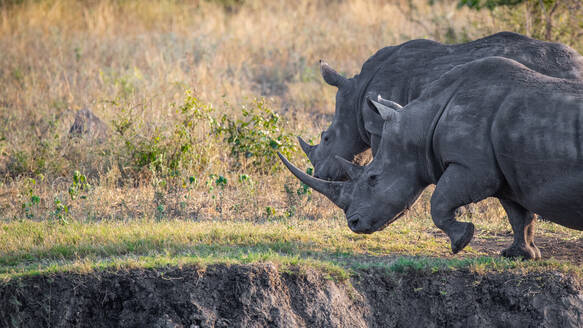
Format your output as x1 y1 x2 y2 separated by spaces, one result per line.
499 200 541 260
430 164 499 254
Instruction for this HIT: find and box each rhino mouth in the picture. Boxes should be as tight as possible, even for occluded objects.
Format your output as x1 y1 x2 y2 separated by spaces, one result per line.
370 210 408 233
347 209 407 234
381 211 406 229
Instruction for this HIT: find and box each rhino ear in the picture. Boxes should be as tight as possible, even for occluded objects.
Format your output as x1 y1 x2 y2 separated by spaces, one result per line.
320 60 347 88
367 96 401 121
335 155 363 180
376 95 403 111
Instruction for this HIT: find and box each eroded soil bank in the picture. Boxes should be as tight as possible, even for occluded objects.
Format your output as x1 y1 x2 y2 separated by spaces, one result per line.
1 264 583 328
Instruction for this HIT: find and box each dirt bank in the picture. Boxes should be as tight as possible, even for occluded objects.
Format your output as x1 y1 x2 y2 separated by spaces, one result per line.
1 264 582 327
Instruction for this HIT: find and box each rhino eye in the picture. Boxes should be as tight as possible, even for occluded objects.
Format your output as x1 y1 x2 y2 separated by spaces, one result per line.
368 175 378 186
322 132 331 143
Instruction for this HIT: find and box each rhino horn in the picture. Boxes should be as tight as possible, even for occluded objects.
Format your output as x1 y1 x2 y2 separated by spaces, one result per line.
298 136 316 162
367 96 401 121
334 155 363 180
278 152 345 206
320 60 347 88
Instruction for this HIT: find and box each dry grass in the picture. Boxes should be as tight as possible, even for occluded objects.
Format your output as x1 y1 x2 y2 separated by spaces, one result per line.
1 0 582 275
0 0 498 222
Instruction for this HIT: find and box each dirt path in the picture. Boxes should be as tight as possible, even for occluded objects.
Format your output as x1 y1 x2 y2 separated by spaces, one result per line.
468 233 583 264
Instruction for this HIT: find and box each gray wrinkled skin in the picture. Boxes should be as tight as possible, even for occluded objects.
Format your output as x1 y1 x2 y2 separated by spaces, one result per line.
303 32 583 181
281 57 583 260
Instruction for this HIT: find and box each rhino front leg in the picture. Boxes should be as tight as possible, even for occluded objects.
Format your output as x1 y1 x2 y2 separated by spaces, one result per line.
430 164 499 254
499 200 541 260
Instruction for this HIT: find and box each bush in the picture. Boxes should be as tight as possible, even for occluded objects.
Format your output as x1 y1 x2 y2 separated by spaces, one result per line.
212 98 297 173
112 91 215 182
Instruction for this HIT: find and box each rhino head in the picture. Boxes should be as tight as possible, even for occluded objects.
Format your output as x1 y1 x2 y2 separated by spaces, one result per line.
299 60 369 181
282 98 425 233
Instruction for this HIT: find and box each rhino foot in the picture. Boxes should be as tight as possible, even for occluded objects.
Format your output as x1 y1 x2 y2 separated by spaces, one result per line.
451 222 475 254
501 243 538 260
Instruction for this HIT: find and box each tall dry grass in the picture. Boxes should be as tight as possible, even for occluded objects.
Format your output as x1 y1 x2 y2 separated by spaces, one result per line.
0 0 578 229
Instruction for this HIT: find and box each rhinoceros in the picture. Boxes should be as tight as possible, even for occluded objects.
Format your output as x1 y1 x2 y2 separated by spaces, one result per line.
301 32 583 181
281 56 583 260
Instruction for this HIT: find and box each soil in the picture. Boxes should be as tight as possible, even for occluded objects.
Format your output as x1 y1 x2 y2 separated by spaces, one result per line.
2 264 583 328
469 233 583 264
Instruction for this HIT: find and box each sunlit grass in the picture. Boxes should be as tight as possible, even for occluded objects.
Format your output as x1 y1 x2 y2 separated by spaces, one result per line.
0 217 451 268
1 216 582 280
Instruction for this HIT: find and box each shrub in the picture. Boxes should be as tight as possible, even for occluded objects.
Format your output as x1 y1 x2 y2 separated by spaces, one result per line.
112 91 215 182
212 98 297 173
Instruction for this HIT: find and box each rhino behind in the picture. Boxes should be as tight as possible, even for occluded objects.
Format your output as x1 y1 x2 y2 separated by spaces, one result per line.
303 32 583 181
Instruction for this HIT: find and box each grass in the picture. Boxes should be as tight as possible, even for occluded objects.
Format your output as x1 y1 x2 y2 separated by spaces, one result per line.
1 216 582 281
1 0 582 282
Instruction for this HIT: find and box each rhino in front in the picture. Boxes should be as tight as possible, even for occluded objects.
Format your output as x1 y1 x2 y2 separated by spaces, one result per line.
301 32 583 181
281 56 583 260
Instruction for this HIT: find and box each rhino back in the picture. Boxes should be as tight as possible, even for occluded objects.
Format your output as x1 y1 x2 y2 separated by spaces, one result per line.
364 32 583 106
420 57 583 229
358 33 583 142
491 82 583 228
453 31 583 80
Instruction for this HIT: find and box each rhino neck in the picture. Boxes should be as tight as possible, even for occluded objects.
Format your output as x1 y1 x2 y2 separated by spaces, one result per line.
419 87 462 185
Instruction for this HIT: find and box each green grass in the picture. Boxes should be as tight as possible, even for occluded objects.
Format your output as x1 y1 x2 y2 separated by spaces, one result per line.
1 217 582 281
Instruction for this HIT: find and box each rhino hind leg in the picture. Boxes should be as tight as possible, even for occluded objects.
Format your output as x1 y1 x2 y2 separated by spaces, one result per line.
499 200 541 260
431 164 501 254
528 217 542 259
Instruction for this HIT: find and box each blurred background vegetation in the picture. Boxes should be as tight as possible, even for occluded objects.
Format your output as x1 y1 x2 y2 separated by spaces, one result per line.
0 0 581 224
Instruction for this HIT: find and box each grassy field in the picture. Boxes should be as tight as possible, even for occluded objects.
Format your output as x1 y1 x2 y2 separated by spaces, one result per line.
1 0 583 280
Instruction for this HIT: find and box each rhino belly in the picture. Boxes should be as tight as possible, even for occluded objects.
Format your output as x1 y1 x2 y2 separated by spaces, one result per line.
517 171 583 230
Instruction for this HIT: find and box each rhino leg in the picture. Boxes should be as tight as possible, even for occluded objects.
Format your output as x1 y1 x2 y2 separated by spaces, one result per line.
528 217 542 259
430 164 499 254
499 200 541 260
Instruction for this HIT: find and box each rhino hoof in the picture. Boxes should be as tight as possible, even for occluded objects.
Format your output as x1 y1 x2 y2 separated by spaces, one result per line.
451 222 474 254
501 244 538 260
531 242 542 260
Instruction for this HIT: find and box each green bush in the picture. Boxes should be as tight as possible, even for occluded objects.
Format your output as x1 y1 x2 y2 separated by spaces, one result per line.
212 98 297 173
112 91 215 181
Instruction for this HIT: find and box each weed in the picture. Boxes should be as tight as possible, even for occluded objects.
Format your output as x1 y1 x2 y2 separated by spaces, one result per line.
20 178 41 219
68 171 91 200
51 198 69 224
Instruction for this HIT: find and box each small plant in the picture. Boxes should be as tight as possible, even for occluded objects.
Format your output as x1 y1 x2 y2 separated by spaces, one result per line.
297 167 313 196
265 206 275 218
207 174 228 191
52 198 69 223
153 189 166 220
283 167 313 217
238 173 251 184
21 177 41 219
68 170 91 200
214 175 228 188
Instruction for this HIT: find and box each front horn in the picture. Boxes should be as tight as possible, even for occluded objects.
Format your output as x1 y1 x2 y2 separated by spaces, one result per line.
298 136 316 162
278 152 346 208
320 60 347 88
